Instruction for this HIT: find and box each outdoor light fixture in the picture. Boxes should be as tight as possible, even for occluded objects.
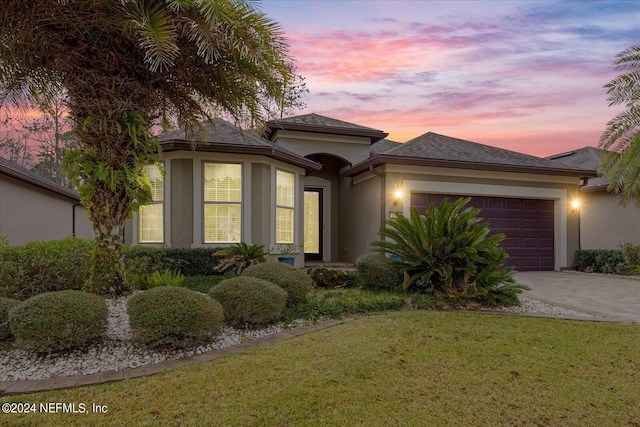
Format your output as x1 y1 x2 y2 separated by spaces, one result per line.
571 199 580 211
393 189 404 206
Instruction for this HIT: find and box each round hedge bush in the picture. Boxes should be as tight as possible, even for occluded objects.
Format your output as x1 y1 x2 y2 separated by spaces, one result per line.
0 298 20 340
127 286 223 348
356 253 404 291
8 290 107 353
242 262 313 306
209 277 288 328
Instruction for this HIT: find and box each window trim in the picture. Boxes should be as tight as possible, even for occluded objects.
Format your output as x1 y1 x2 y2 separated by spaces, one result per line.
202 161 243 244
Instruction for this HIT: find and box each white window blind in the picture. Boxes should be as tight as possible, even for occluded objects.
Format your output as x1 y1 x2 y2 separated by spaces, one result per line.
204 163 242 243
139 164 164 243
276 170 295 244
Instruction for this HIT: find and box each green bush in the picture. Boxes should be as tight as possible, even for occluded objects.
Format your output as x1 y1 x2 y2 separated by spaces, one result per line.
282 288 406 323
574 249 627 274
242 262 313 306
124 246 223 278
620 242 640 267
9 290 107 353
209 277 287 328
145 269 185 288
355 253 403 291
306 268 355 289
0 298 20 340
0 238 93 300
181 272 236 294
127 287 223 348
372 198 525 304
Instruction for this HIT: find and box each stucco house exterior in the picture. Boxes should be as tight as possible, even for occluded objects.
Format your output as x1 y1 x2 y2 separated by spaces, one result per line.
547 146 640 250
0 157 93 245
127 113 596 271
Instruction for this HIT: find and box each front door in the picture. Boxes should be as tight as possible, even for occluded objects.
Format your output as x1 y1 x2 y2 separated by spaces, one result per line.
304 188 323 261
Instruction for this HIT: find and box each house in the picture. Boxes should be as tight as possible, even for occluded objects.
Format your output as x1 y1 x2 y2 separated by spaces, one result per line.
547 146 640 249
0 157 93 245
128 113 597 271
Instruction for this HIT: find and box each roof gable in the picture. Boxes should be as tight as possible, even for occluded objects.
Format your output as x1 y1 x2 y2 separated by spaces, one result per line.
266 113 388 143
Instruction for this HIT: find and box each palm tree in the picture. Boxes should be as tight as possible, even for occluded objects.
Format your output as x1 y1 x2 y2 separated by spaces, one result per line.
0 0 297 293
599 45 640 206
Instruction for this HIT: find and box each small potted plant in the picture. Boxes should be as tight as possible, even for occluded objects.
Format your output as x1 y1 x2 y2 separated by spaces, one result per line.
276 244 299 265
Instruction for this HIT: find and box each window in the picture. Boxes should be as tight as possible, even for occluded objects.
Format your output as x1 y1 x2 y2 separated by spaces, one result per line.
276 170 295 244
204 163 242 243
139 164 164 243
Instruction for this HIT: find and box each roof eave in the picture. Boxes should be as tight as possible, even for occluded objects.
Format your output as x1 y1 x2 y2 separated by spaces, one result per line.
0 165 80 201
265 122 388 144
342 155 599 178
160 141 322 173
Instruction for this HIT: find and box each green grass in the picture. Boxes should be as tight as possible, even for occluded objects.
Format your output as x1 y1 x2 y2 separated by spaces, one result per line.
3 311 638 426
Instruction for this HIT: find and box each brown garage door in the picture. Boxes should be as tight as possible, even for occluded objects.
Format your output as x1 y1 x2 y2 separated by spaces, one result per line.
411 193 554 271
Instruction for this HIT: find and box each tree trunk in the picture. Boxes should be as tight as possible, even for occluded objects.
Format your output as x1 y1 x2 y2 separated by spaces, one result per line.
84 186 132 295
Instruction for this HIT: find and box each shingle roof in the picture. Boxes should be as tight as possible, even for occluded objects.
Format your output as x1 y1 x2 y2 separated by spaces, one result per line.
0 157 79 200
266 113 388 143
344 132 597 177
370 138 401 155
547 146 610 189
158 119 321 173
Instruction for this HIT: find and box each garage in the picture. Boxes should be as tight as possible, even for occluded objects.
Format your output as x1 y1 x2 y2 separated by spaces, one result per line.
410 193 554 271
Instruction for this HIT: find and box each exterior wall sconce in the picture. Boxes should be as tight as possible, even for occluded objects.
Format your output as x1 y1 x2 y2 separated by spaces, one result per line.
393 189 404 206
570 199 580 211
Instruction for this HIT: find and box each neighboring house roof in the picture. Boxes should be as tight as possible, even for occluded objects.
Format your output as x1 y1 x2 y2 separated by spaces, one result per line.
0 156 79 201
158 119 321 173
546 146 609 190
344 132 597 178
265 113 388 144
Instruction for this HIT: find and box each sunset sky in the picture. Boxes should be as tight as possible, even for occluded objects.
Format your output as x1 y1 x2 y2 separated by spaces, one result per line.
260 0 638 156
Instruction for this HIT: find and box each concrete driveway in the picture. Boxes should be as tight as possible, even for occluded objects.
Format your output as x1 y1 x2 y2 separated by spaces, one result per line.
514 271 640 323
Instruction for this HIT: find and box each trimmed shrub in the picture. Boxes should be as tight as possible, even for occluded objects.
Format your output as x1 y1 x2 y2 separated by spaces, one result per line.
242 262 313 306
181 273 236 294
306 268 353 289
209 277 287 328
124 246 224 278
9 290 107 353
356 253 403 291
127 287 223 348
0 298 20 340
574 249 626 274
0 238 93 300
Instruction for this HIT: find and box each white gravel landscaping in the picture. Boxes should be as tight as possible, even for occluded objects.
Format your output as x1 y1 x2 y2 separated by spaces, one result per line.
0 294 594 382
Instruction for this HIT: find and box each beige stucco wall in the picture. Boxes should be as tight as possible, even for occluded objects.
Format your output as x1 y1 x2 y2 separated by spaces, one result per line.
129 151 306 267
579 190 640 249
345 165 582 269
340 171 382 263
270 130 371 166
0 174 93 246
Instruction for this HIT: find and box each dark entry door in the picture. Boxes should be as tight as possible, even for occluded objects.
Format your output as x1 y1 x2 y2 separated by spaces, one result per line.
304 188 323 261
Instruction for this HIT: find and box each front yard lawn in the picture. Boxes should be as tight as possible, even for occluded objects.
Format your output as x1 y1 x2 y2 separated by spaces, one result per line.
3 311 638 426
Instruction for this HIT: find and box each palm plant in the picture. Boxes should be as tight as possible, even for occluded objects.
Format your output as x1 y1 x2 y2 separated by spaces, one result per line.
213 242 267 274
372 198 523 304
599 45 640 206
0 0 298 293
